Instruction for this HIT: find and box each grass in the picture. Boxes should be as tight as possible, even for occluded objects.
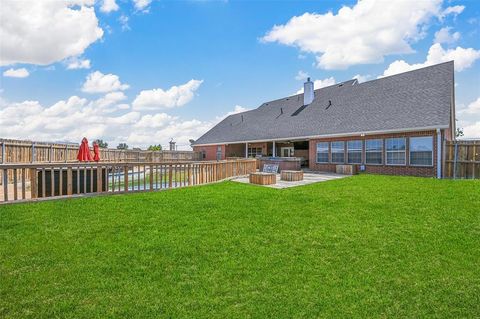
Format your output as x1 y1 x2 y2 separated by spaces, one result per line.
1 175 479 318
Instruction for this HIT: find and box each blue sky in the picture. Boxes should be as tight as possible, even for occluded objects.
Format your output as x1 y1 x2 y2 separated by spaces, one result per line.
1 0 479 149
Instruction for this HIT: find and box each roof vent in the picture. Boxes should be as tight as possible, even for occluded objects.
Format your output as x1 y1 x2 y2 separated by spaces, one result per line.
326 100 332 110
304 77 314 105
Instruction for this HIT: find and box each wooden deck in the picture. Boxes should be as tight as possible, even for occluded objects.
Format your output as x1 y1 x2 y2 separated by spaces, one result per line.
0 159 257 204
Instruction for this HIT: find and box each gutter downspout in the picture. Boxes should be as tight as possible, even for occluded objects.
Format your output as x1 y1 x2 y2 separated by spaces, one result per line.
437 128 442 179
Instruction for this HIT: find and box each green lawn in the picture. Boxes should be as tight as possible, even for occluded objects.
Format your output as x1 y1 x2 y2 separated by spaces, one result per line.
1 175 479 318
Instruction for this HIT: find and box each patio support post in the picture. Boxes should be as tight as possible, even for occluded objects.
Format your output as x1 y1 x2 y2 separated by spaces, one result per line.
245 143 248 158
437 128 442 179
272 141 276 157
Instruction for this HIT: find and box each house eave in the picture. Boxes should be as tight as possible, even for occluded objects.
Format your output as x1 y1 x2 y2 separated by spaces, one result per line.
192 125 449 147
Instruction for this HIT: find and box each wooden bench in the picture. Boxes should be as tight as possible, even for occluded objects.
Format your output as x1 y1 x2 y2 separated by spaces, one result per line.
249 172 276 185
280 170 304 181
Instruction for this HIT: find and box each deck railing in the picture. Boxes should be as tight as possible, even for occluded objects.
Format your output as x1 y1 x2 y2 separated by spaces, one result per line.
0 159 257 204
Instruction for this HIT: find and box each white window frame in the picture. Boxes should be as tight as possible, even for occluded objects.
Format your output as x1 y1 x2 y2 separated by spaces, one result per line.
409 136 434 167
385 138 406 166
347 140 362 164
331 141 345 164
365 139 383 165
316 142 329 163
247 147 262 158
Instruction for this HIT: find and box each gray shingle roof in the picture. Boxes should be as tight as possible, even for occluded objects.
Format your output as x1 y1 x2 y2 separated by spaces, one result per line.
193 61 453 145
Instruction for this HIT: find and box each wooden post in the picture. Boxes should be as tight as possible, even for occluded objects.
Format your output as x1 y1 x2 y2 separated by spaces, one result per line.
188 164 192 186
67 167 73 195
124 166 129 192
97 166 103 193
41 168 46 198
13 168 18 200
30 168 37 199
32 143 36 163
3 169 8 201
149 165 153 191
21 168 26 199
168 165 173 188
50 168 54 197
1 142 4 164
59 168 63 196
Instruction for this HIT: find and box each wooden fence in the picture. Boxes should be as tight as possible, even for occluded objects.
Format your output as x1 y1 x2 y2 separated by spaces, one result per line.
444 140 480 179
0 138 202 164
0 159 257 204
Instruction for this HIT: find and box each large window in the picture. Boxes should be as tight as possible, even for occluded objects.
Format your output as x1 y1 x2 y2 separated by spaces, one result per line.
386 138 406 165
347 140 362 164
365 139 383 164
316 142 329 163
410 136 433 166
248 147 262 157
331 141 345 163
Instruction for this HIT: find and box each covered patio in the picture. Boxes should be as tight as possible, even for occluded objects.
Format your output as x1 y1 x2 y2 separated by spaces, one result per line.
225 140 309 163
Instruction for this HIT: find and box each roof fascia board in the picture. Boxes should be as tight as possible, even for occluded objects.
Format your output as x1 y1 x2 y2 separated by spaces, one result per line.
193 125 449 146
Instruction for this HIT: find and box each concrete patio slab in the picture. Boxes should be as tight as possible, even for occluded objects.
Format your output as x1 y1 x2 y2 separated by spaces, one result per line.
231 171 349 189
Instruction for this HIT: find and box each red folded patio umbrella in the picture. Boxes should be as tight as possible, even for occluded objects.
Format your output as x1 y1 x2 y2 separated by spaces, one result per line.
93 142 100 162
77 137 93 162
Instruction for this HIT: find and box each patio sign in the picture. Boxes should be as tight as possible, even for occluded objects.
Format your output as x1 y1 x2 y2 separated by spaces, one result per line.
263 164 279 173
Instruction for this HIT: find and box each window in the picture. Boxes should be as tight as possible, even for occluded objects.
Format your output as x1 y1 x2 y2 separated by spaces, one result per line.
386 138 406 165
410 136 433 166
248 147 262 157
316 142 329 163
347 140 362 164
331 141 345 163
365 139 383 164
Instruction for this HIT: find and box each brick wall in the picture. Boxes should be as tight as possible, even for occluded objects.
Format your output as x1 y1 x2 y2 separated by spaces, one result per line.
193 145 226 161
308 130 442 177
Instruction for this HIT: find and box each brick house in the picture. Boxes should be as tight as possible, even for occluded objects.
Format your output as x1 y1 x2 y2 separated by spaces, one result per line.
192 62 456 178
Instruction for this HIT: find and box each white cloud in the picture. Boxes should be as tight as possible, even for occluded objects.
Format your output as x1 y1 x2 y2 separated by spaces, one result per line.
262 0 443 69
3 68 29 78
215 105 250 122
296 77 336 94
133 0 152 11
457 98 480 138
459 97 480 116
0 1 103 66
82 71 130 93
353 74 370 83
0 94 212 149
441 5 465 17
381 43 480 77
132 79 203 110
95 92 128 109
295 70 309 81
119 15 130 31
134 113 175 129
101 0 119 13
66 58 91 70
434 27 460 44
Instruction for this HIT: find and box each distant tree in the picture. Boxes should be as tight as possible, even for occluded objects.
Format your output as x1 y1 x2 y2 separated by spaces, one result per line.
94 139 108 148
456 127 464 138
148 144 162 151
189 139 195 145
117 143 129 150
